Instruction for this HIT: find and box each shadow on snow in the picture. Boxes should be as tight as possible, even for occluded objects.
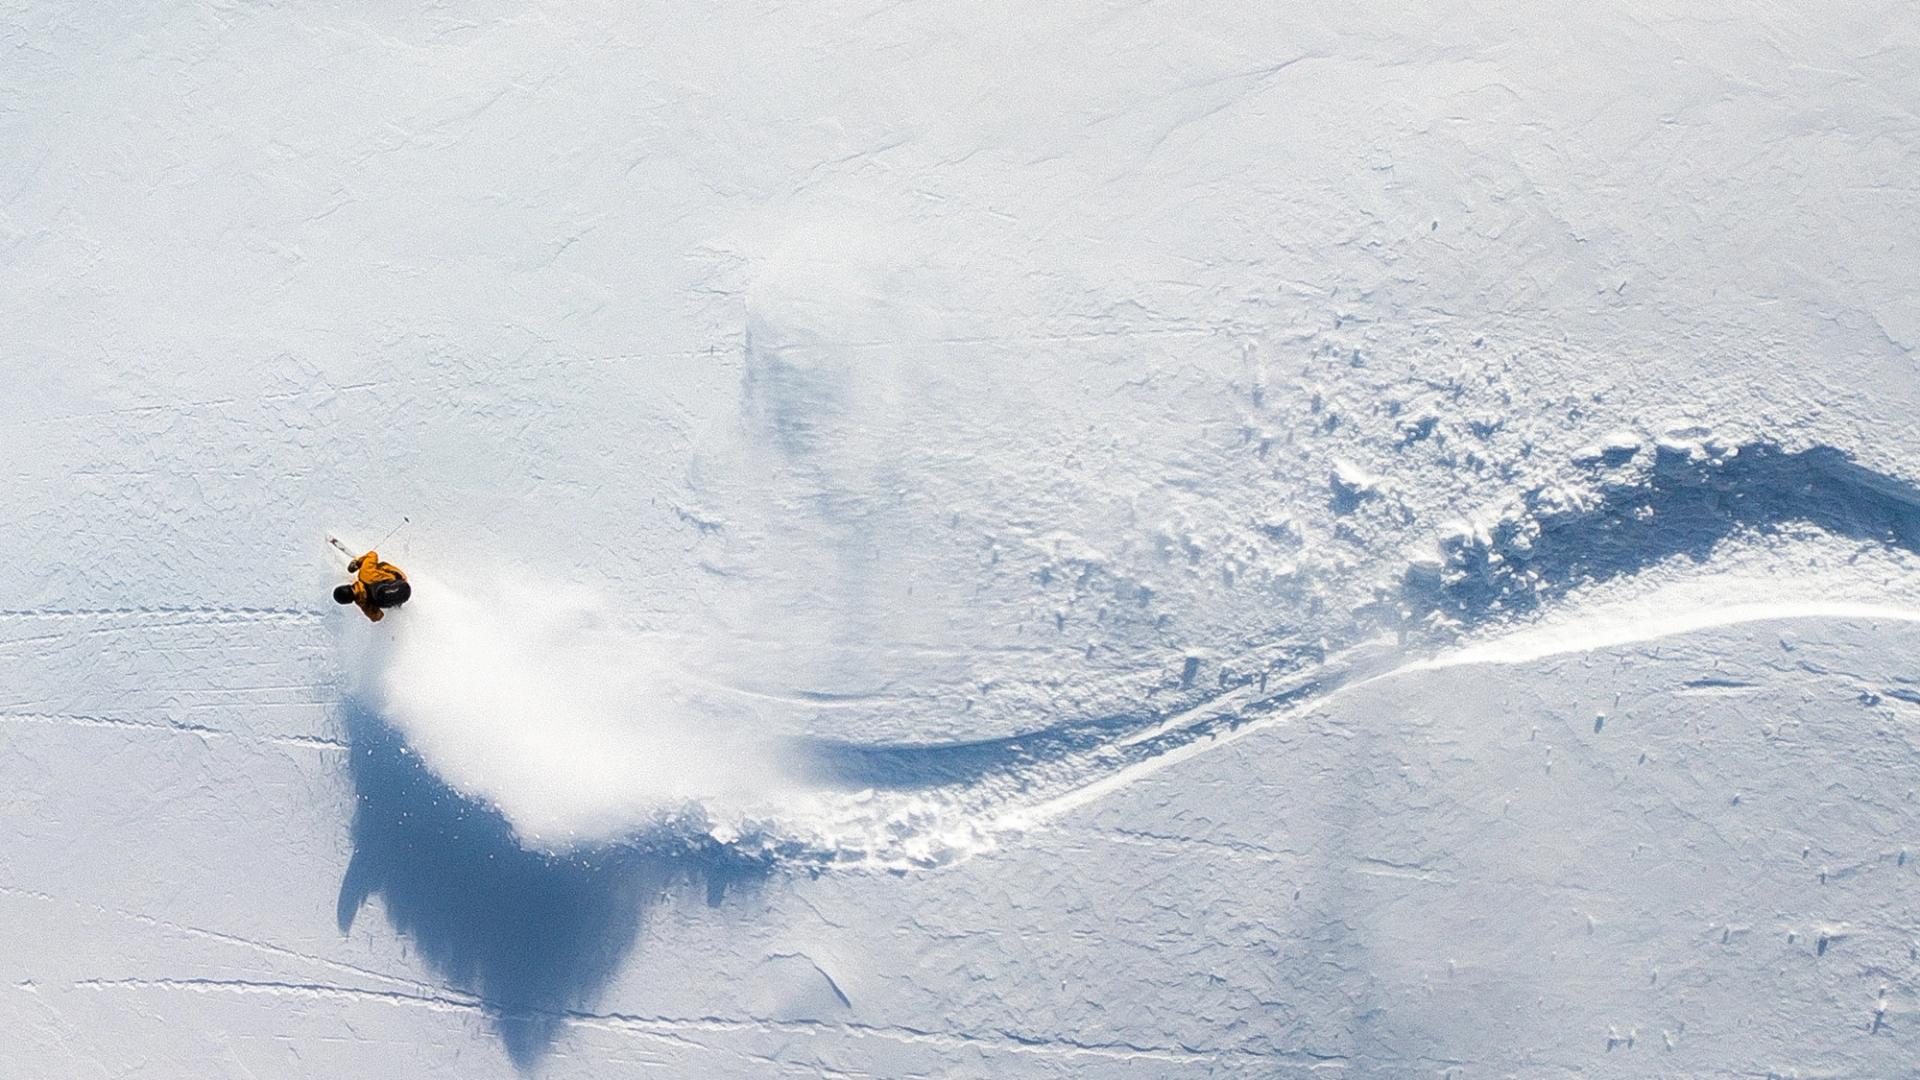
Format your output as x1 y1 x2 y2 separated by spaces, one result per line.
1405 442 1920 628
786 711 1145 791
334 702 772 1070
332 441 1920 1066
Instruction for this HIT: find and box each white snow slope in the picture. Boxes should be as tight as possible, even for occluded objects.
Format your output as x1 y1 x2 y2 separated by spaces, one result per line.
6 1 1920 1076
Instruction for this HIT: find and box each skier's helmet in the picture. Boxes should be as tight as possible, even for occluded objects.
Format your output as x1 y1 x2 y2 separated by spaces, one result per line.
333 584 356 605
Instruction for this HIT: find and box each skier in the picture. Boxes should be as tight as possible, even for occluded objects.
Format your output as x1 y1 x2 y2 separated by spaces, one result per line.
332 548 411 622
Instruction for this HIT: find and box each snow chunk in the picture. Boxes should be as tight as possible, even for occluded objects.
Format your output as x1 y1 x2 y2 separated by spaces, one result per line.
1329 459 1386 513
1572 429 1643 465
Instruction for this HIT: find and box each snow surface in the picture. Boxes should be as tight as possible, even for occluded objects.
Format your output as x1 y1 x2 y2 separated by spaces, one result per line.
6 0 1920 1075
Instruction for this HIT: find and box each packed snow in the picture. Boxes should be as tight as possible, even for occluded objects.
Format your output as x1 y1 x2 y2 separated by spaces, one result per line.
5 0 1920 1076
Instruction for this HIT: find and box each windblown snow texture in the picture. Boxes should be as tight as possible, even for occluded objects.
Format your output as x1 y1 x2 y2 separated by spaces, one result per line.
6 1 1920 1077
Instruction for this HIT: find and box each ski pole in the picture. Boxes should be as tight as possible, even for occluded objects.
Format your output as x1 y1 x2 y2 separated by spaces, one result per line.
375 516 410 548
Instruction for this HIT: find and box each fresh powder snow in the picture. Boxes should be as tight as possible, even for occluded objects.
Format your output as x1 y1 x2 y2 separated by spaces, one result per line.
5 1 1920 1076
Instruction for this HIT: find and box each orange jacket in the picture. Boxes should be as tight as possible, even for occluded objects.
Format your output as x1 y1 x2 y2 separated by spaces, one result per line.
346 551 407 622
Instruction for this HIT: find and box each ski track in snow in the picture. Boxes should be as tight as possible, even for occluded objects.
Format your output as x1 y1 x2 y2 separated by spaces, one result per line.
15 439 1911 875
68 976 1313 1066
0 711 346 752
0 606 321 623
334 438 1920 872
1008 596 1920 832
1406 599 1920 673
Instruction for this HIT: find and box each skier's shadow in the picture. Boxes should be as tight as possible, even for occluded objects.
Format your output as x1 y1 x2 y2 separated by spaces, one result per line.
334 702 770 1069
